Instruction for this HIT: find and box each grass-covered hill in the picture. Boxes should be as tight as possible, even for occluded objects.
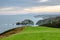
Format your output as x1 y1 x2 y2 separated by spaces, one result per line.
36 16 60 28
0 26 60 40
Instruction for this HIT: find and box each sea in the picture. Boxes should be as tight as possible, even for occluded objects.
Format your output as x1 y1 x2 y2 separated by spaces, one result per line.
0 13 60 34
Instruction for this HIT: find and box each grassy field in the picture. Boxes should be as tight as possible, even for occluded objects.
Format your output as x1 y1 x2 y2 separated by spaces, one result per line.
0 26 60 40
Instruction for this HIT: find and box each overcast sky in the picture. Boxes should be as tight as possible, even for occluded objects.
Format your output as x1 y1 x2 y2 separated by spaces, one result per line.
0 0 60 15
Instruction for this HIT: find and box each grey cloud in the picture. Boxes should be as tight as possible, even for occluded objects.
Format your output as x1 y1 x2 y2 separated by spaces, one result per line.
0 0 60 7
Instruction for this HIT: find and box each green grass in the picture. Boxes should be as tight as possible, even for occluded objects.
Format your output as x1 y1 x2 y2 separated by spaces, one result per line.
1 26 60 40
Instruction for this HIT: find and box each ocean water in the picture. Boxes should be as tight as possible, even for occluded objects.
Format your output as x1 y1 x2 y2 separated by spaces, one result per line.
0 14 44 34
0 13 60 34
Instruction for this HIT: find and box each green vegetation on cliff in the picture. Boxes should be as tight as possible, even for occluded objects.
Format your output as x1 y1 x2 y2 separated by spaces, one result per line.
0 26 60 40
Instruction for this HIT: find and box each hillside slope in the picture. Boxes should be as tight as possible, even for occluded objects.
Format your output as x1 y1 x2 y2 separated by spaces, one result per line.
1 26 60 40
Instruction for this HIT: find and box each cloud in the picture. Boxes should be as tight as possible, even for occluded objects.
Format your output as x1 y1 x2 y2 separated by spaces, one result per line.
39 0 48 2
0 7 16 11
37 0 60 6
0 5 60 15
0 0 60 7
